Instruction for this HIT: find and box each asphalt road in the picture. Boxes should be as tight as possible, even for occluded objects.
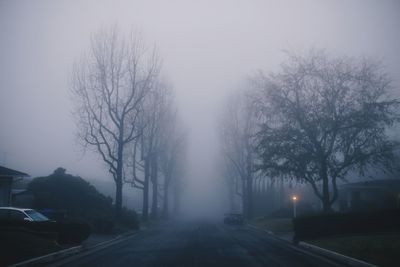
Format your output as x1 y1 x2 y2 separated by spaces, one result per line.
51 220 343 267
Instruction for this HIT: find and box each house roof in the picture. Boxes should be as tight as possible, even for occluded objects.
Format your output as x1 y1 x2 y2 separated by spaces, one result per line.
0 165 29 178
342 179 400 190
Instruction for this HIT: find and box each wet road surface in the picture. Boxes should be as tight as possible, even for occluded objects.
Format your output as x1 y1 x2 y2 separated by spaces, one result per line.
51 220 343 267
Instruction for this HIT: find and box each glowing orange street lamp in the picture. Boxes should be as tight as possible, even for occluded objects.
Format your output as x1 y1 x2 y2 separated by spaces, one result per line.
292 195 298 218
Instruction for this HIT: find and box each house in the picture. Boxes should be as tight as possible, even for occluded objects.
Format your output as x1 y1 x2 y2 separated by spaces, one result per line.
339 179 400 212
0 165 29 206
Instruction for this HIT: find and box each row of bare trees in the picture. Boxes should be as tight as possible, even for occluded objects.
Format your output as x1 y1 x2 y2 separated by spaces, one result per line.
125 81 186 220
220 50 399 216
71 27 186 220
220 90 261 219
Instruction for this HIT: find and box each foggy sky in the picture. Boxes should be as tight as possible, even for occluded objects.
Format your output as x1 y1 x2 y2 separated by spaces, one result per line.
1 0 399 214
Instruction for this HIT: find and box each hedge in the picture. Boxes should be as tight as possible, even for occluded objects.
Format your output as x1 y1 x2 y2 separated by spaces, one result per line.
293 209 400 240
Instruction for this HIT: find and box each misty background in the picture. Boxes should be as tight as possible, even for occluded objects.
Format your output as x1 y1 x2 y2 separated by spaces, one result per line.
1 0 399 216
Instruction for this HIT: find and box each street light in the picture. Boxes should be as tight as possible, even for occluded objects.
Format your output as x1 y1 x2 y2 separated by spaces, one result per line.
292 195 298 218
397 194 400 209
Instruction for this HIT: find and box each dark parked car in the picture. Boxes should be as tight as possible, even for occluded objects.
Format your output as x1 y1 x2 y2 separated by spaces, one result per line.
224 213 244 225
0 207 90 245
0 207 50 222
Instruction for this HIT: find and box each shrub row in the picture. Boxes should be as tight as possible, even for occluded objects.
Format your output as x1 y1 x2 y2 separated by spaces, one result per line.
293 209 400 240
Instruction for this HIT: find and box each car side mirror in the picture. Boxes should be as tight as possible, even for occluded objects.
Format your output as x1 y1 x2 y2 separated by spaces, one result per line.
23 217 32 222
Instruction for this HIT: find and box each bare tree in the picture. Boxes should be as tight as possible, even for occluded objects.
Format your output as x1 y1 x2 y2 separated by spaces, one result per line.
254 50 400 212
128 127 150 220
127 81 174 220
159 111 186 219
222 158 243 213
220 90 261 219
71 27 160 218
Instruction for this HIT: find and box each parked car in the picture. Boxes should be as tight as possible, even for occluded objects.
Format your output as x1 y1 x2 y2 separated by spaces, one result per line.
224 213 244 225
38 209 67 222
0 207 90 245
0 207 50 222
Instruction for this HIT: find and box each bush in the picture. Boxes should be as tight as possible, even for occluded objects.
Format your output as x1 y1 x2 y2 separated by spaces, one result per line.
293 209 400 240
91 215 115 233
118 208 140 230
28 168 141 234
28 168 114 220
56 221 91 245
267 203 317 219
28 168 114 233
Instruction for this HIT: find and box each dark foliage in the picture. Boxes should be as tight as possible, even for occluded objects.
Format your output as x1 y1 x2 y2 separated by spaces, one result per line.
293 209 400 240
255 50 400 212
267 204 318 219
119 207 140 230
56 221 91 244
28 167 139 232
28 168 113 219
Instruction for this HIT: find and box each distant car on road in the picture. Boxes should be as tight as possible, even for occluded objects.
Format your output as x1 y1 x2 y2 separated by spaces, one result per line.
224 213 244 225
0 207 50 222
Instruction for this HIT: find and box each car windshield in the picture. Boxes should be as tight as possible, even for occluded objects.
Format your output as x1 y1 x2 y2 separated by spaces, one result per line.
25 210 49 221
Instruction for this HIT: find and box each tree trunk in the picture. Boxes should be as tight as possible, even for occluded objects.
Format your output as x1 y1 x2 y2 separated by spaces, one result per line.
115 178 123 218
321 160 331 213
279 179 284 209
269 179 275 211
228 177 235 212
245 150 254 219
330 177 339 206
173 177 181 215
151 155 158 219
246 176 253 219
115 140 124 219
142 158 150 221
163 182 169 218
241 179 247 217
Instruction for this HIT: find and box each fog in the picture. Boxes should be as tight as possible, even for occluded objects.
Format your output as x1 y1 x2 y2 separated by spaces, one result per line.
1 0 399 218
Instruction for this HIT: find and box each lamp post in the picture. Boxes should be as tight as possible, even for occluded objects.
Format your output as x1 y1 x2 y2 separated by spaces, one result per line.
397 194 400 209
292 195 298 218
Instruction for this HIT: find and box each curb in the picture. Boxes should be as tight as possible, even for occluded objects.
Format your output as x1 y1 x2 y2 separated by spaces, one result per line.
9 230 139 267
298 242 377 267
247 224 274 235
247 224 376 267
246 224 287 242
